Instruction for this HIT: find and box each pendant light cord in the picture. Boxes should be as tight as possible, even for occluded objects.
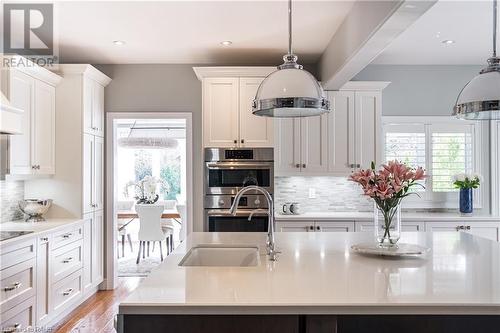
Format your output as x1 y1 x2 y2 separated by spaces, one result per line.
494 0 498 57
288 0 293 55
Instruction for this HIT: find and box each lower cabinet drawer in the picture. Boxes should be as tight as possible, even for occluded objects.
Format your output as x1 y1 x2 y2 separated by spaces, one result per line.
52 224 83 250
0 296 35 333
0 258 36 313
0 238 36 271
51 269 83 313
51 240 83 283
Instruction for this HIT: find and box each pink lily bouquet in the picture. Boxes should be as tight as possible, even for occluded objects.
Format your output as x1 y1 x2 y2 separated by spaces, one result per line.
349 161 426 246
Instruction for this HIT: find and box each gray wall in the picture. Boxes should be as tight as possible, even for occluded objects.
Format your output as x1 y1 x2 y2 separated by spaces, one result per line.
353 65 483 116
95 64 205 231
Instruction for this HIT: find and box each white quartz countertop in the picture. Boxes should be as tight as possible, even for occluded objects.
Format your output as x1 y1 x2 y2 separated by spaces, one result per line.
120 232 500 315
275 211 500 221
0 218 82 246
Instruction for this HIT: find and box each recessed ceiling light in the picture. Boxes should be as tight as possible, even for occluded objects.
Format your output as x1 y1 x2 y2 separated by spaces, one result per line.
220 41 232 46
442 40 455 45
113 40 126 46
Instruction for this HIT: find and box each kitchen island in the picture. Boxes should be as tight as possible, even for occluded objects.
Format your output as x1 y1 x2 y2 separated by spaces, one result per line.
117 231 500 333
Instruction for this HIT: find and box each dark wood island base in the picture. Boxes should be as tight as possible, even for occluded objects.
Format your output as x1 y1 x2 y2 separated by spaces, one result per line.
117 314 500 333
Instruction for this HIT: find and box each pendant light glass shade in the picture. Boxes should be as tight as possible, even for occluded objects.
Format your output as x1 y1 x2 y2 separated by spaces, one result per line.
453 0 500 120
252 0 330 118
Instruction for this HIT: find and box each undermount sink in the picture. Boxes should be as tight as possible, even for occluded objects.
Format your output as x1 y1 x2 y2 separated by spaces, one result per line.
179 244 260 267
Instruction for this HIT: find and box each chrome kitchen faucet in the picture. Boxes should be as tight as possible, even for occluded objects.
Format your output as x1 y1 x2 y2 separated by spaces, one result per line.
230 186 279 261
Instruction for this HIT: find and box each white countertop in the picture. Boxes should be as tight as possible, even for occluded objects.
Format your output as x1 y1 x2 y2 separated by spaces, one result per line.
0 218 82 246
120 232 500 315
275 211 500 222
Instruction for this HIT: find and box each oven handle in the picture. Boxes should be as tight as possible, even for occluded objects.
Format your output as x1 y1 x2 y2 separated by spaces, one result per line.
207 209 269 217
206 162 274 169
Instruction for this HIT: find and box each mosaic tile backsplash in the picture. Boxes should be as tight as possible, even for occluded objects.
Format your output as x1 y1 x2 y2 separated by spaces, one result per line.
0 180 24 223
275 176 372 213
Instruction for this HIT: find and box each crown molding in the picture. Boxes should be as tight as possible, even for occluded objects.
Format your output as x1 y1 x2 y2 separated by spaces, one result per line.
193 66 276 80
56 64 112 86
4 55 62 86
339 81 391 91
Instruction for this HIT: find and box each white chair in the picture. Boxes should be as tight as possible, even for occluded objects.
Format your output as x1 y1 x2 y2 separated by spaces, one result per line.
135 204 172 264
176 204 187 243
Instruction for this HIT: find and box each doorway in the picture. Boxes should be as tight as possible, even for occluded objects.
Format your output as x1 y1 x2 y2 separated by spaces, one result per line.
105 112 193 288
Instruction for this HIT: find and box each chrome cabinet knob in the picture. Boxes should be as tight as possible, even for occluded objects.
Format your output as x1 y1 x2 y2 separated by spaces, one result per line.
233 139 237 144
3 282 22 291
240 139 245 144
302 164 306 168
295 164 300 168
316 226 321 231
218 199 225 206
309 225 314 231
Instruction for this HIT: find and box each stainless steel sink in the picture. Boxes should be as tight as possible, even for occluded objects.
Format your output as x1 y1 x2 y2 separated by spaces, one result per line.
178 244 260 267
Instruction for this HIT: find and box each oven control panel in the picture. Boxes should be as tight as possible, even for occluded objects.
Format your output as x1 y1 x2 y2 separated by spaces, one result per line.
205 194 268 209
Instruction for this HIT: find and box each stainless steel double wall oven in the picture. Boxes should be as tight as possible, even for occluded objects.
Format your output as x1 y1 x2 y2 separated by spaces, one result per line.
204 148 274 232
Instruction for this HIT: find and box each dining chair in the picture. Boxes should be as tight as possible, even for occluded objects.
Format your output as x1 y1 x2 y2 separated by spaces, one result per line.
135 204 172 264
117 219 133 258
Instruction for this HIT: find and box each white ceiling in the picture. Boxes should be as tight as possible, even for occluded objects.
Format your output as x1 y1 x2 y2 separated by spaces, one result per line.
53 1 355 65
373 0 496 65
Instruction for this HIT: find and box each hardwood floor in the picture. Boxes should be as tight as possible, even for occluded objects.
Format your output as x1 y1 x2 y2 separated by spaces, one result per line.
53 277 142 333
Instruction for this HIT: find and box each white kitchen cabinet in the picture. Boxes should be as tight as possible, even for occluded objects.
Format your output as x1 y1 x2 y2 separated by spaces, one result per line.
274 115 328 175
194 67 275 148
92 210 104 284
276 220 354 232
276 221 314 232
425 221 499 242
36 234 50 325
327 91 354 175
239 78 274 147
202 77 239 147
355 221 424 232
274 82 387 176
25 65 111 220
8 67 60 176
315 221 354 232
82 215 92 293
83 78 105 137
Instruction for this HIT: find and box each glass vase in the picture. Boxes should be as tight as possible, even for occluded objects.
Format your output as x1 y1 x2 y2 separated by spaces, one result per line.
374 202 401 247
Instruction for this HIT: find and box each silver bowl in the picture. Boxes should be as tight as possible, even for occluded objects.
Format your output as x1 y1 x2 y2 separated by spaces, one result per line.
18 199 52 222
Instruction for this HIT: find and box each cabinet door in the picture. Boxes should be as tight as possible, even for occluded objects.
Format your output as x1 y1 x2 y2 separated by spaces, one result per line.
9 70 33 174
300 115 328 173
36 235 50 324
32 80 56 174
274 118 301 174
93 136 104 210
92 82 105 137
327 91 354 175
238 78 273 147
92 210 104 285
203 78 239 147
466 223 499 242
83 134 94 214
276 221 313 232
315 221 354 232
83 78 94 135
354 91 381 169
82 214 92 292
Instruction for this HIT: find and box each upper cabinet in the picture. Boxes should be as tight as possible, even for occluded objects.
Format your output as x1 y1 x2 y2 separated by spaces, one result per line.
6 61 61 176
194 67 275 148
83 77 105 137
274 81 389 176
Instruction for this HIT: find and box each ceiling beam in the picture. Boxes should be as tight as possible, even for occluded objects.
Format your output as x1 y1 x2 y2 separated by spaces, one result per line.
318 0 437 90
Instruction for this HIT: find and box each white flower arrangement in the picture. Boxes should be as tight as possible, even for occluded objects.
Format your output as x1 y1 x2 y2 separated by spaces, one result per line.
452 173 481 189
124 175 170 204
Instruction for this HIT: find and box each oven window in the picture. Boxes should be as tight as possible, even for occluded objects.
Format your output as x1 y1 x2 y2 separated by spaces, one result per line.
208 216 268 232
208 169 270 188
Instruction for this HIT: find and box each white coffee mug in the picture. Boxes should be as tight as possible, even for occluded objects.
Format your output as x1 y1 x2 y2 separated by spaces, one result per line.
282 203 292 215
290 202 301 215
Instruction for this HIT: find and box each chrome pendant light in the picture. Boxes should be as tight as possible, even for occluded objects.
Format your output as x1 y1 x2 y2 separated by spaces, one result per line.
252 0 330 117
453 0 500 120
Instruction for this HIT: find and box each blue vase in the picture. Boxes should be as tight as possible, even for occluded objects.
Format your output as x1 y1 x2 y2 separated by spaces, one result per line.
459 188 473 214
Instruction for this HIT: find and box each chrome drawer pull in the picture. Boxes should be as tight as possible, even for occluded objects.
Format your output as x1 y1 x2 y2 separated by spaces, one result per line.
2 323 21 333
62 288 74 296
62 257 74 263
62 233 72 239
3 282 22 292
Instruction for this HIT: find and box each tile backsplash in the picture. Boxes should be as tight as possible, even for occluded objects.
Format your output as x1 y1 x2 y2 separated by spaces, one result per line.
0 180 24 222
275 176 372 212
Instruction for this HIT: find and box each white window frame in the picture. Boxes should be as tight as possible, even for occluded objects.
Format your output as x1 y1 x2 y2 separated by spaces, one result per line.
382 116 487 209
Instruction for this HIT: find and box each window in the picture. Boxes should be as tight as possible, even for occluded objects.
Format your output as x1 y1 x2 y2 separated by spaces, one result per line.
382 117 484 208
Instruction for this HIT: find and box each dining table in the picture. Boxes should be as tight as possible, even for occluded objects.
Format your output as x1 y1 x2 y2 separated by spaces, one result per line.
117 208 181 231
